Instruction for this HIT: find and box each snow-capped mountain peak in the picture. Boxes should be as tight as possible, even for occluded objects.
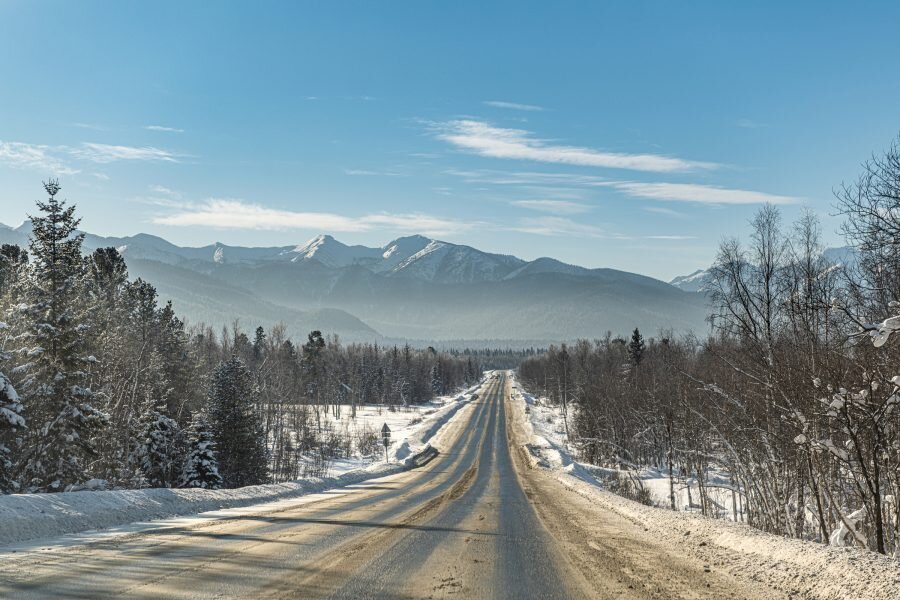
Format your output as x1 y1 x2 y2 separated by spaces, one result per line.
293 234 334 255
669 269 711 292
393 240 447 272
378 235 435 271
289 234 382 268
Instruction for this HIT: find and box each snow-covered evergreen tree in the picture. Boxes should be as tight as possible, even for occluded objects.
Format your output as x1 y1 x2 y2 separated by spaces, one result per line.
181 411 222 489
430 364 442 397
0 370 24 493
15 180 107 492
0 244 29 305
208 356 268 488
134 404 184 488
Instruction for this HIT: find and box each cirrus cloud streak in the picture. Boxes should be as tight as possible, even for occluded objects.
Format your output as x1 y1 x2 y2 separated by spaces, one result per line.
483 100 544 112
435 120 716 173
152 199 473 236
511 200 591 214
607 181 799 205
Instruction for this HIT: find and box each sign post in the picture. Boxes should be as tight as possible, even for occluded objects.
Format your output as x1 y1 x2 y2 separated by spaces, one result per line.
381 423 391 462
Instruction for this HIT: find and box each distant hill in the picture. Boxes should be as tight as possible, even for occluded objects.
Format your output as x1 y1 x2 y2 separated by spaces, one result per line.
125 259 379 341
2 223 712 343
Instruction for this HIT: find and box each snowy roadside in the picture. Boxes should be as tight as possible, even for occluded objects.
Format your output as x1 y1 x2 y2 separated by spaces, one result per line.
0 380 484 549
508 372 900 600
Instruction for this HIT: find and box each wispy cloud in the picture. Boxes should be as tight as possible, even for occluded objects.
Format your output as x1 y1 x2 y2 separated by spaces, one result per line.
512 216 606 238
645 235 696 240
145 125 184 133
73 143 181 163
1 138 186 176
149 185 181 197
343 168 406 177
444 168 607 188
607 181 799 205
0 141 80 175
511 200 591 215
153 199 472 236
517 185 585 200
483 100 544 112
72 122 107 131
642 206 684 218
447 167 796 206
344 169 382 176
434 120 716 173
736 118 766 129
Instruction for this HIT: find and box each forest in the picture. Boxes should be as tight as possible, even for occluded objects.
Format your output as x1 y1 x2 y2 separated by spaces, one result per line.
0 184 481 494
519 135 900 556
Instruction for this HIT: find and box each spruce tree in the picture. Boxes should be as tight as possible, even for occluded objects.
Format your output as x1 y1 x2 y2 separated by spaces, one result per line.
0 371 24 493
252 326 266 362
628 327 645 366
134 404 184 488
430 364 442 397
16 181 107 492
0 244 29 305
181 411 222 489
208 356 268 488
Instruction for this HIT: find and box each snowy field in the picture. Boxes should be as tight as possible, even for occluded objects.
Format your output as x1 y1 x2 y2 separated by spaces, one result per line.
0 380 485 548
509 372 900 600
318 384 481 476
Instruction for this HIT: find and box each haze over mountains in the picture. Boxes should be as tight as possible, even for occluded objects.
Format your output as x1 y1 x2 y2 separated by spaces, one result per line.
1 221 713 344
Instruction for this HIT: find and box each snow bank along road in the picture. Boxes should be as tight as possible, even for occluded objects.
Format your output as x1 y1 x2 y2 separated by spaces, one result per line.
0 374 787 599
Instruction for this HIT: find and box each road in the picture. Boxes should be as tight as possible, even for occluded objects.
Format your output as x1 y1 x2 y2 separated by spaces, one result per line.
0 374 781 599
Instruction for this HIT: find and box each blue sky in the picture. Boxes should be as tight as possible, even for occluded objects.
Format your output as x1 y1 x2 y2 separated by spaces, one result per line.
1 1 899 280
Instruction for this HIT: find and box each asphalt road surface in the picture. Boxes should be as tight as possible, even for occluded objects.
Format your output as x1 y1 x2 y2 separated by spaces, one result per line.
0 374 782 599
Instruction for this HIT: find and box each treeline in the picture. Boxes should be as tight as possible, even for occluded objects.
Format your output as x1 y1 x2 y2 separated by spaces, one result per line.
520 134 900 556
0 181 480 494
449 347 542 370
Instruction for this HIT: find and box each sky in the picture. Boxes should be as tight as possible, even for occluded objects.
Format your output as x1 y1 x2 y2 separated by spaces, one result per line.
1 1 899 280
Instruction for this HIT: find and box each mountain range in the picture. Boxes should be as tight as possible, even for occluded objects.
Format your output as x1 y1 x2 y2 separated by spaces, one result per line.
0 221 713 344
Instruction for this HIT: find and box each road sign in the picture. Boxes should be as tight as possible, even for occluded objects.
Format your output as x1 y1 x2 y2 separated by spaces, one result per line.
381 423 391 462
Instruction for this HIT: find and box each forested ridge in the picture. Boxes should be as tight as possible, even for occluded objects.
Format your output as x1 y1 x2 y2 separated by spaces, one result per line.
0 181 481 494
519 135 900 557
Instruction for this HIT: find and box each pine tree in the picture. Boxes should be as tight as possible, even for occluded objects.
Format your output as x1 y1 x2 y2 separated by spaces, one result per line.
628 327 645 366
0 371 24 493
181 411 222 489
16 181 107 492
208 356 268 488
